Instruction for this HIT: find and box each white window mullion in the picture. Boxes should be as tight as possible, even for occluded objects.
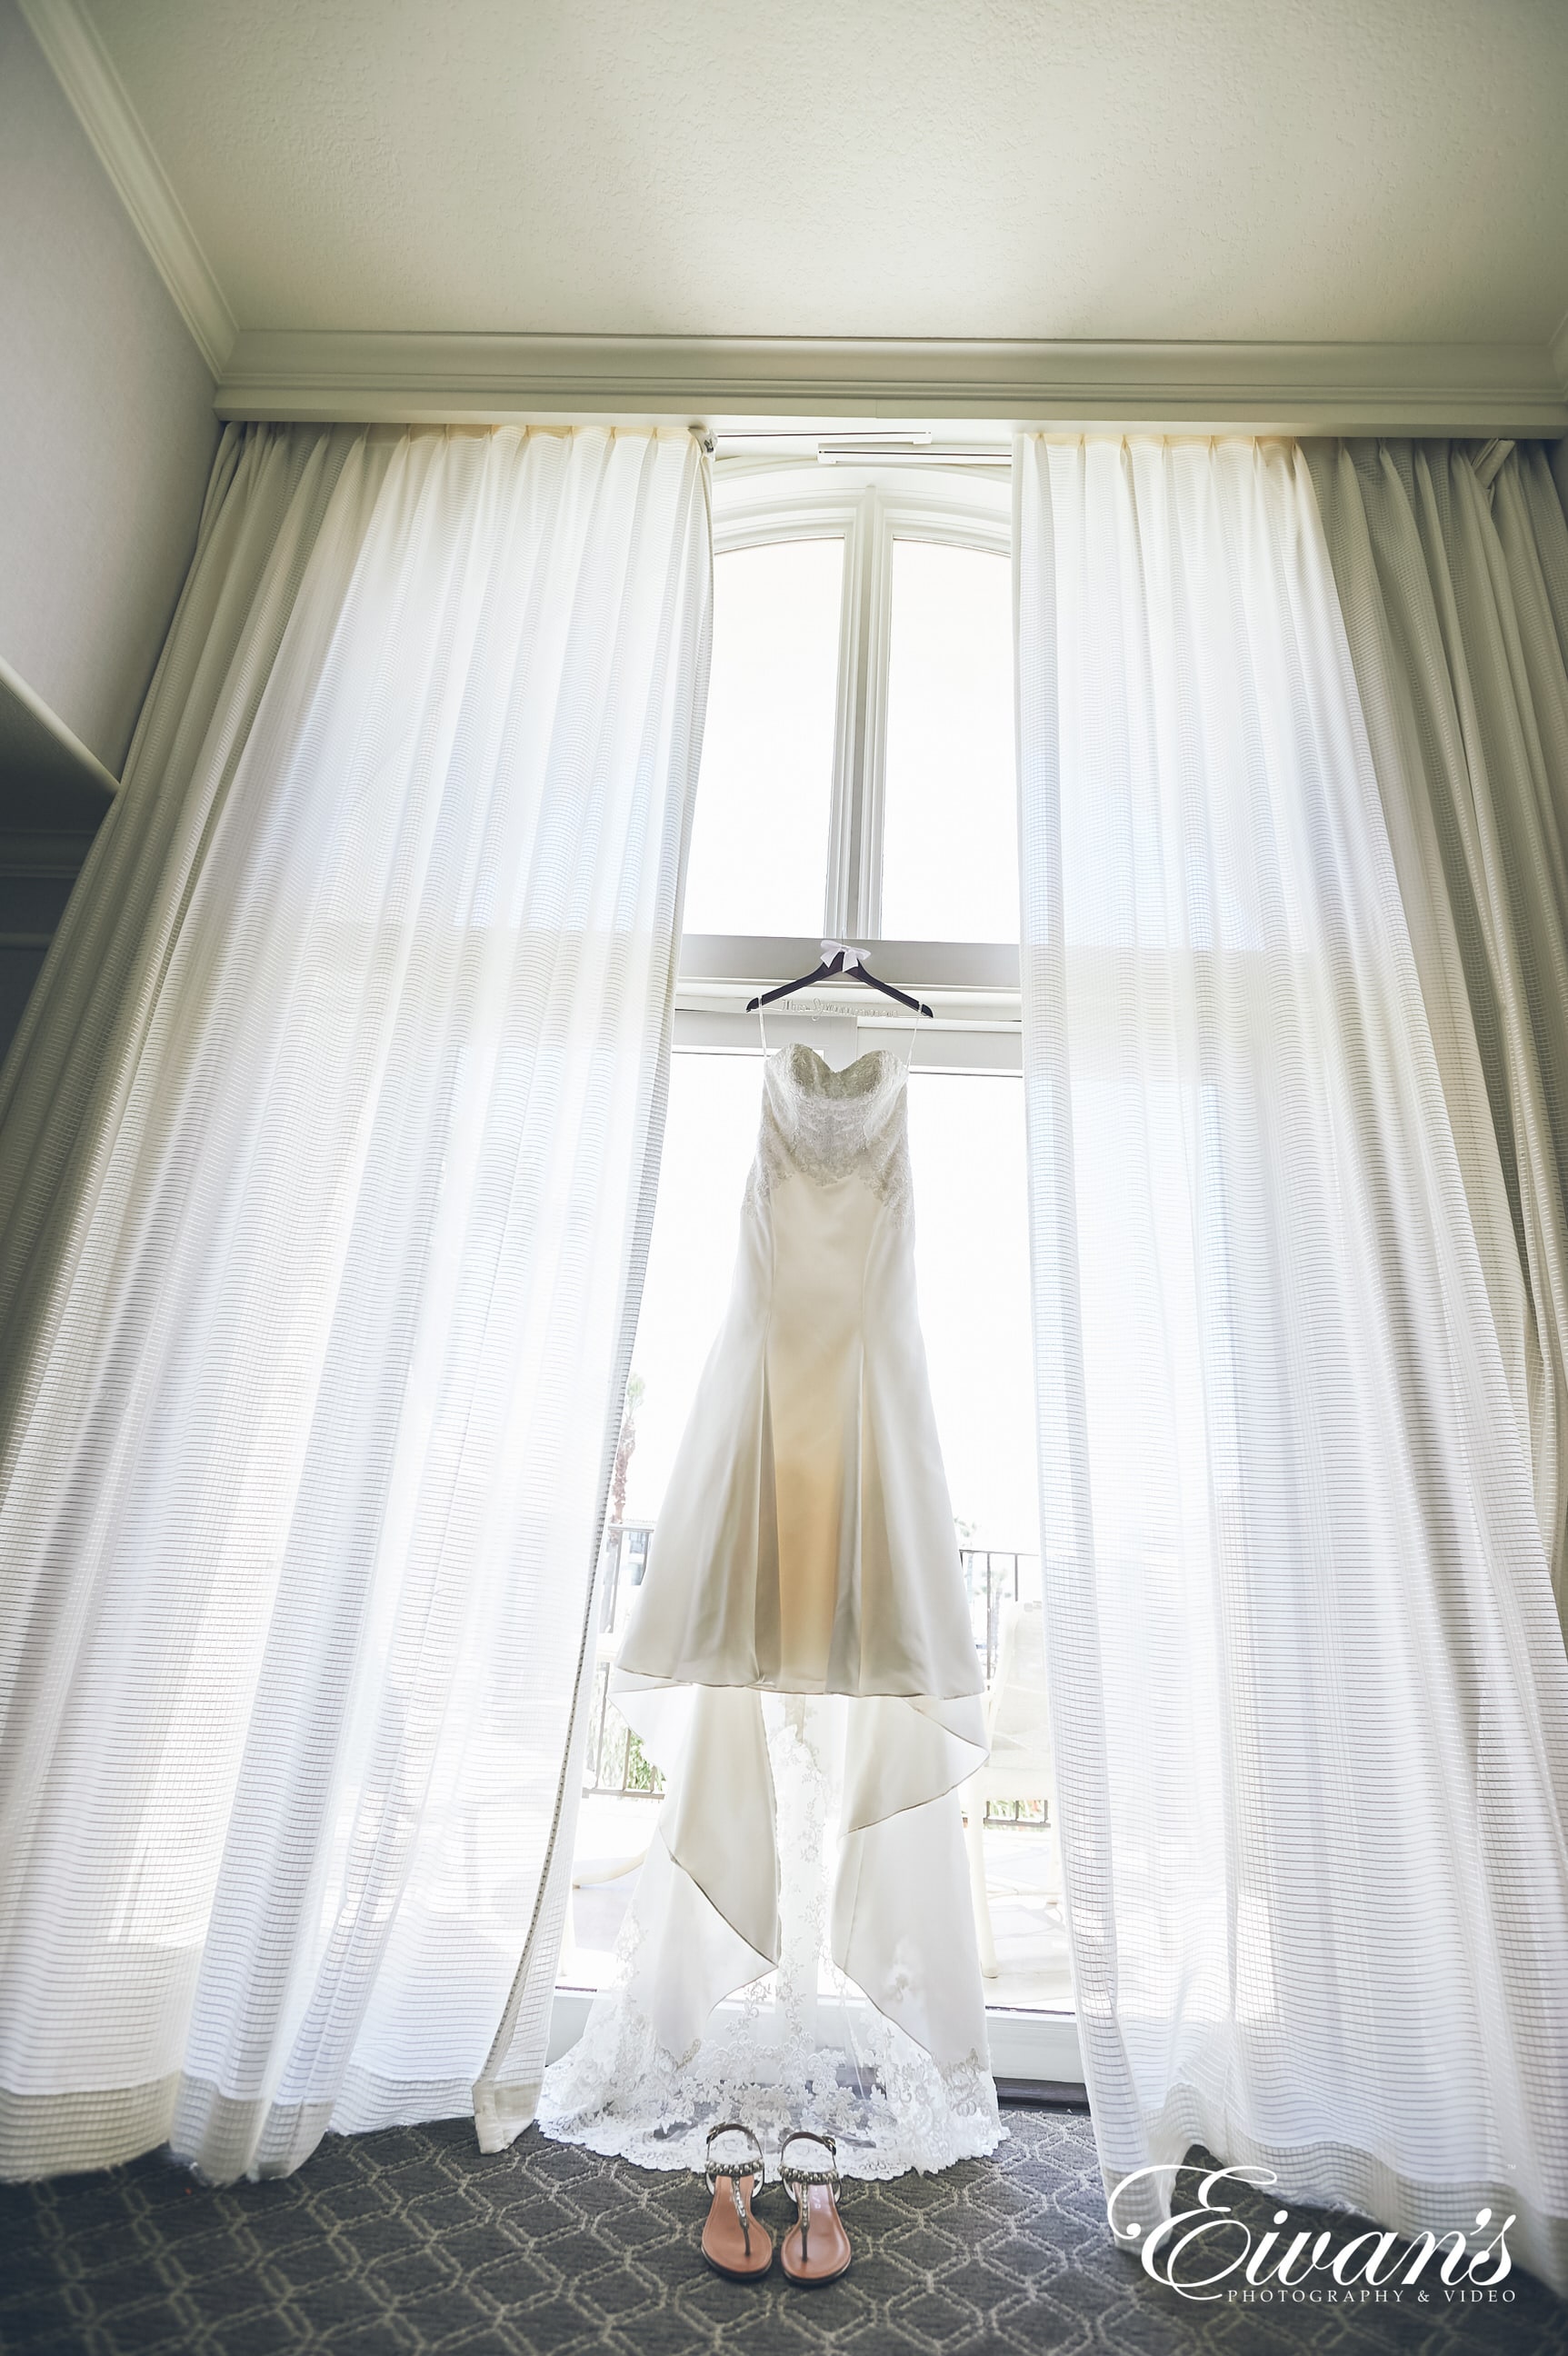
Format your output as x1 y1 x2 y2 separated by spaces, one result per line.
854 494 896 940
823 491 872 940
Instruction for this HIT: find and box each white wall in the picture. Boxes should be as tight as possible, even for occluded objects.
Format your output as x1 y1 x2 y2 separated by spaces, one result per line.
0 0 217 775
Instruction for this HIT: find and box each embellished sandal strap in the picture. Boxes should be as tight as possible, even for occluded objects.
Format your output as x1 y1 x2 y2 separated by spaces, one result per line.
779 2129 840 2191
704 2121 765 2261
704 2121 765 2193
779 2129 840 2261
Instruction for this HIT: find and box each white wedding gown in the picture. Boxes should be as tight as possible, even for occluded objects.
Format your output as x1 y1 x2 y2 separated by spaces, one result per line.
537 1042 1002 2177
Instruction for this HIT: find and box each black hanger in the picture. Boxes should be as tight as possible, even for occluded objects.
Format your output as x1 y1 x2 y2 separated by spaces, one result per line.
746 940 934 1020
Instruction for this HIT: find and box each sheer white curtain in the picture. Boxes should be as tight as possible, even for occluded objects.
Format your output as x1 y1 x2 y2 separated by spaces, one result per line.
1309 440 1568 1630
1016 434 1568 2290
0 421 711 2183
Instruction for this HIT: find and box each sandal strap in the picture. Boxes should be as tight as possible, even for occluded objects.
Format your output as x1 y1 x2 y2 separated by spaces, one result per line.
779 2131 842 2270
703 2121 765 2191
704 2121 764 2261
779 2129 839 2191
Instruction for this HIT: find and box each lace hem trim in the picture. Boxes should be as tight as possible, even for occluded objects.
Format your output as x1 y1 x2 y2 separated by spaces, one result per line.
536 1987 1004 2181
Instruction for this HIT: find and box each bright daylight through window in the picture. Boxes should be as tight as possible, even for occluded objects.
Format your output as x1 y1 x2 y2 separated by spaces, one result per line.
560 449 1070 2046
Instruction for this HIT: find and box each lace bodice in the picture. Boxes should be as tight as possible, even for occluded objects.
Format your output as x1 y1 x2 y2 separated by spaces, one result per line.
746 1043 913 1224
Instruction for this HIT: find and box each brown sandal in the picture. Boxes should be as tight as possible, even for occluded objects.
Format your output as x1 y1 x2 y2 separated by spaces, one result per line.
779 2130 851 2286
699 2122 774 2281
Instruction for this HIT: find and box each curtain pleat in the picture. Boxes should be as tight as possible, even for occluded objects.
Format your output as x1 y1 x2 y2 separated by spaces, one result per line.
1015 434 1568 2292
1308 440 1568 1630
0 421 712 2183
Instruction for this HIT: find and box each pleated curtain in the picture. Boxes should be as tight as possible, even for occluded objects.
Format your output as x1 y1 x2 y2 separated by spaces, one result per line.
1309 440 1568 1631
1015 434 1568 2290
0 421 712 2182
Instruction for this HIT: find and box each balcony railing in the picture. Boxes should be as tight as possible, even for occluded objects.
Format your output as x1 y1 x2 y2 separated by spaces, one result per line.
582 1655 664 1799
962 1547 1039 1680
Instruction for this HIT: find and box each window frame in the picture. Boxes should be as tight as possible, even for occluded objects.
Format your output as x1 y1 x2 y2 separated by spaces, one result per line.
677 459 1021 1077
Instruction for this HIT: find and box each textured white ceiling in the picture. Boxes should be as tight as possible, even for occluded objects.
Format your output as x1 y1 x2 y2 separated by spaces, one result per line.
85 0 1568 345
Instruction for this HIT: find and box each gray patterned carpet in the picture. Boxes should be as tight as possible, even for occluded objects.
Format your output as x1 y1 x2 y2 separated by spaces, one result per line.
2 2106 1563 2356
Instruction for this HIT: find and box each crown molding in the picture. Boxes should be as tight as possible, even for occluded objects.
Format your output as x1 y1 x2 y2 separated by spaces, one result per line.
215 330 1568 435
11 0 1567 434
19 0 235 376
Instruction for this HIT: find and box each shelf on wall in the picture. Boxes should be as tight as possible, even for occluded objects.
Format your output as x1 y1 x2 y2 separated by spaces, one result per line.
0 657 117 1056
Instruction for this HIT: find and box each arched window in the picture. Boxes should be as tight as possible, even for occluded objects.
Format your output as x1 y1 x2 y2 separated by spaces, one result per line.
679 458 1019 1064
